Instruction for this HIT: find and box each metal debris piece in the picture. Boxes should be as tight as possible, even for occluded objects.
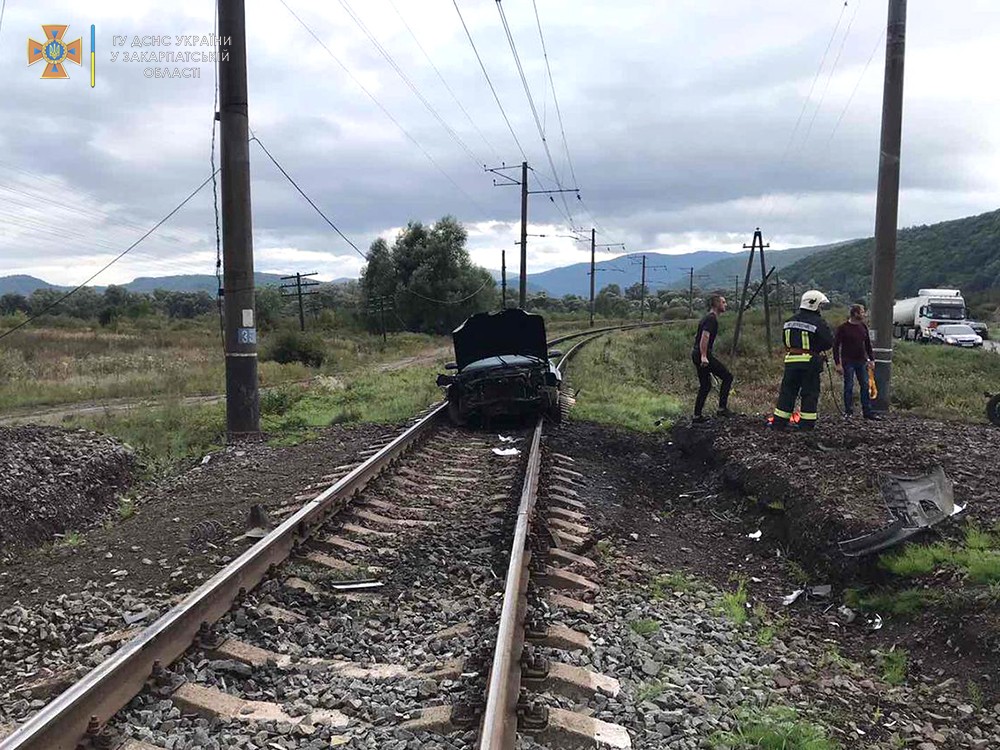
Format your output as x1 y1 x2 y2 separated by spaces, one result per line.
809 584 832 598
839 466 961 557
837 605 856 624
327 580 383 591
867 614 883 631
782 589 805 606
497 435 521 443
190 519 225 546
747 530 762 541
492 447 521 457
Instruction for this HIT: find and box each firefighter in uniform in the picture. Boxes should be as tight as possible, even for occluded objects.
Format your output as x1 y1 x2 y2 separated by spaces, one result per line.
772 290 834 430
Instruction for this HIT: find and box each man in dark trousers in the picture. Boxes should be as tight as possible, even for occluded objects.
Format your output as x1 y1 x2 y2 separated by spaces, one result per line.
691 294 734 423
834 304 877 420
772 290 834 431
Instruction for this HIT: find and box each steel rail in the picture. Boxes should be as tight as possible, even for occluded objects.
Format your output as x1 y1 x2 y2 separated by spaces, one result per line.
479 416 544 750
478 330 610 749
0 322 651 749
0 402 447 750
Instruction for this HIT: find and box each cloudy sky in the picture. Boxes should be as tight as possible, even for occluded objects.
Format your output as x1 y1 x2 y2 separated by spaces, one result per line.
1 0 998 285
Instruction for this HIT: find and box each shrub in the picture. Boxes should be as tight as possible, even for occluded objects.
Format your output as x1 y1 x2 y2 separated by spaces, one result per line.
262 330 326 367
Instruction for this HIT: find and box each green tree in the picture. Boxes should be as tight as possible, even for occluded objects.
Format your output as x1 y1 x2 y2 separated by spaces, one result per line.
358 217 497 334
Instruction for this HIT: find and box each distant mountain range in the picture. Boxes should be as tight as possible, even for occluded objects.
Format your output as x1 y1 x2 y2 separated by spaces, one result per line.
780 208 1000 298
7 206 997 300
0 273 354 296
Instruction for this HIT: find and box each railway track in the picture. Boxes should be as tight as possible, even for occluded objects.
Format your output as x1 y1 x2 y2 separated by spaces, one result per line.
1 326 645 750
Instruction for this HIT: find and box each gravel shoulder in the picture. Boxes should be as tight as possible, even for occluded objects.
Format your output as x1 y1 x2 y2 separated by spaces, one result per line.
548 419 1000 749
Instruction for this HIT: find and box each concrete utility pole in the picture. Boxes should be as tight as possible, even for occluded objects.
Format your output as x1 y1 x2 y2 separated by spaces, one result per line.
870 0 907 411
486 161 577 310
589 228 596 327
501 249 507 309
519 161 529 308
218 0 259 439
687 268 695 318
640 255 647 322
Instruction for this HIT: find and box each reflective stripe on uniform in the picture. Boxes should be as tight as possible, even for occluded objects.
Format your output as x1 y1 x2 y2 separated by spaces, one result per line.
774 408 793 419
784 354 812 363
784 329 791 347
799 412 818 421
784 320 818 333
802 331 811 350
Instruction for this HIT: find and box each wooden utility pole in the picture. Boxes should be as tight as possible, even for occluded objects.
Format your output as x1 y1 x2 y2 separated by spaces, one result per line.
218 0 259 439
755 229 773 352
500 249 507 309
518 161 529 308
870 0 907 411
640 255 647 322
731 228 771 356
280 272 319 331
589 228 596 327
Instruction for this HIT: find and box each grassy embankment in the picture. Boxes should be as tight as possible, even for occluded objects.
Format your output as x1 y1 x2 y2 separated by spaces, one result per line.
568 311 1000 431
0 316 453 471
0 317 443 411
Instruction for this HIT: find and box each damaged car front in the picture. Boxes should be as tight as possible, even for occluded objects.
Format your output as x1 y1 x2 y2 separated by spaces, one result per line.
436 309 562 424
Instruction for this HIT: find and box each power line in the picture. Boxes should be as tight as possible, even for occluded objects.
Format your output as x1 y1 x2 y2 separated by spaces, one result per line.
451 0 527 161
530 0 578 189
387 0 499 163
278 0 488 214
494 0 577 226
0 0 8 43
334 0 482 169
799 0 864 149
397 277 493 306
249 132 365 259
825 27 886 147
0 172 219 342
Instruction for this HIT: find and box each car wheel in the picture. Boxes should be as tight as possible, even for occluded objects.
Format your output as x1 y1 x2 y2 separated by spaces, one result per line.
987 394 1000 427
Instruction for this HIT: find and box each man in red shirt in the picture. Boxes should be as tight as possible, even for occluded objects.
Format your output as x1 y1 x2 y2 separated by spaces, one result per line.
833 304 877 420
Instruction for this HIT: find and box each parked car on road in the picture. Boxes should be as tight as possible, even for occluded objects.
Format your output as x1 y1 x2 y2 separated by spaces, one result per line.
928 324 983 348
436 308 563 425
965 320 989 339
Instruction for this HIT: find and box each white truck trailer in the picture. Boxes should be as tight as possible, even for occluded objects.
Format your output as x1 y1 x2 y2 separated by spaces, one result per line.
892 288 967 341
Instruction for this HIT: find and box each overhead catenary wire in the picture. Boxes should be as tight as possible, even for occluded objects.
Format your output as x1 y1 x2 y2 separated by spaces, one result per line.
278 0 489 215
824 26 886 148
0 171 219 342
386 0 500 163
495 0 577 226
334 0 483 169
530 0 578 189
452 0 528 161
0 0 7 43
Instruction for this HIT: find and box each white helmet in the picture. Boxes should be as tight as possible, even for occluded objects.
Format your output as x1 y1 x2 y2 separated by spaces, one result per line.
799 290 829 311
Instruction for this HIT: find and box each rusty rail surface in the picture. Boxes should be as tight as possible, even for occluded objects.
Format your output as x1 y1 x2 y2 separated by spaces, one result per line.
0 322 648 750
0 403 447 750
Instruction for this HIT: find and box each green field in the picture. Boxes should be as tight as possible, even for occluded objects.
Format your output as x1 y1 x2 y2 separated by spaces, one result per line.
567 312 1000 431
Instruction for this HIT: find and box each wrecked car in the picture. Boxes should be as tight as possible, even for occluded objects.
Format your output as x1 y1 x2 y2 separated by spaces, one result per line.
436 308 562 425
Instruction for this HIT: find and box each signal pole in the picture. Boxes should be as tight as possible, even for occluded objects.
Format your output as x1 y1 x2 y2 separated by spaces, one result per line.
218 0 259 439
870 0 908 412
486 161 578 309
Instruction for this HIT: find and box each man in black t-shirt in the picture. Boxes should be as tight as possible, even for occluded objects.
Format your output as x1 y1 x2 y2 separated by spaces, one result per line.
691 295 734 423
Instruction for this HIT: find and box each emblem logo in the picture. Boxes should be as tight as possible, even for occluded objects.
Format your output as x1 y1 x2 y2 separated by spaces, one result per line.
28 25 83 79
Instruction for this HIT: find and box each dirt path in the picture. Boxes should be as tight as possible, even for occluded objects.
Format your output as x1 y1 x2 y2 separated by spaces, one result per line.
0 345 452 426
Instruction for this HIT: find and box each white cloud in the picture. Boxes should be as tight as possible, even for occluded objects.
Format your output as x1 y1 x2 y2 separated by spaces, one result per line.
1 0 998 285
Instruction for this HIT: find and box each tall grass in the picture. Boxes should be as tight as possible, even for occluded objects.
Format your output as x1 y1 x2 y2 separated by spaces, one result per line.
566 312 1000 426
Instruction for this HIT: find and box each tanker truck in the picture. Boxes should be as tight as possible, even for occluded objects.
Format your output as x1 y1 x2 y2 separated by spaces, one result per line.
892 288 966 342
